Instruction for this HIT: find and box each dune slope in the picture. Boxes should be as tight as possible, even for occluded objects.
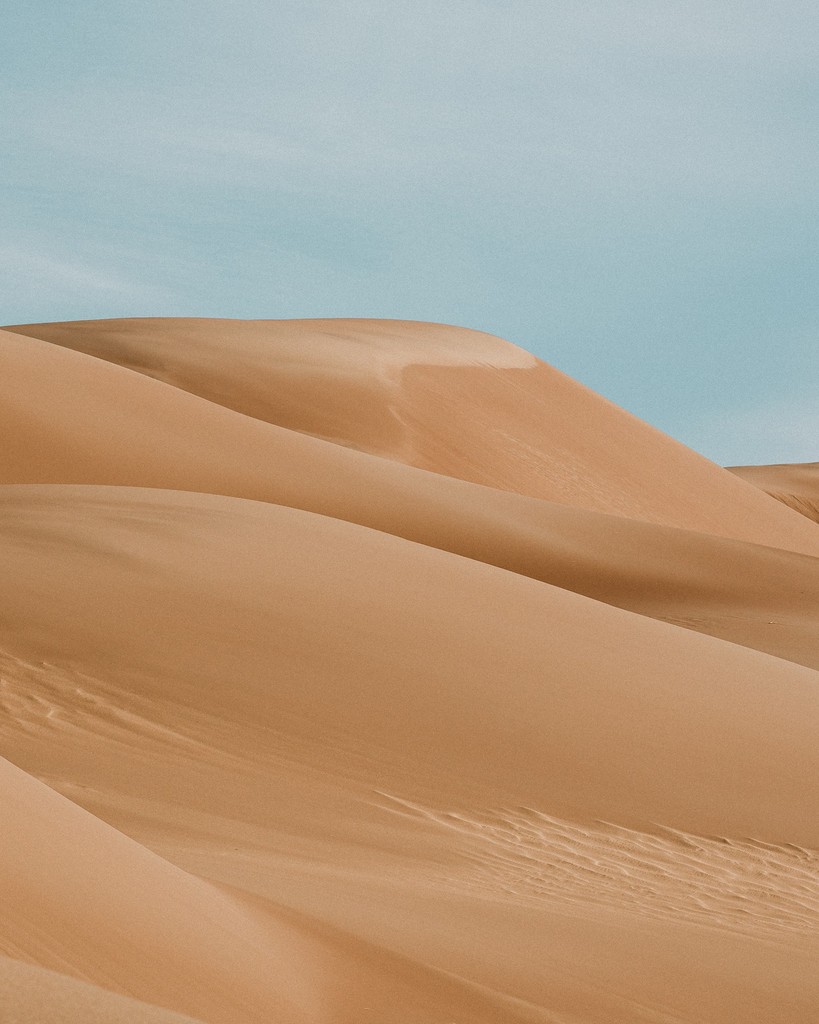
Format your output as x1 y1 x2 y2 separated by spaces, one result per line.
1 486 818 1022
3 483 819 840
0 955 206 1024
6 317 817 548
4 323 818 671
3 325 819 677
0 754 319 1024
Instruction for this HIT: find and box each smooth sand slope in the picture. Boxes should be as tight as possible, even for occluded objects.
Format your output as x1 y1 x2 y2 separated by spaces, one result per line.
2 325 819 671
1 486 819 1024
730 461 819 524
1 318 818 1023
8 317 819 549
0 955 206 1024
0 758 311 1024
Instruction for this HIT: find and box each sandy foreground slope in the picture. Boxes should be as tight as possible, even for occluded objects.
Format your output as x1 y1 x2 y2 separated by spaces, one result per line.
1 319 818 1023
0 954 205 1024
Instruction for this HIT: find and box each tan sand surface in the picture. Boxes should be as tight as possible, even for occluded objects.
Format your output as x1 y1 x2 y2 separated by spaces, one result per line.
730 461 819 524
2 325 819 669
0 954 207 1024
0 318 817 1022
7 318 818 547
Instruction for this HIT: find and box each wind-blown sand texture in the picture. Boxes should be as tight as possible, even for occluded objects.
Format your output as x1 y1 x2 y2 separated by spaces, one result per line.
1 317 817 1023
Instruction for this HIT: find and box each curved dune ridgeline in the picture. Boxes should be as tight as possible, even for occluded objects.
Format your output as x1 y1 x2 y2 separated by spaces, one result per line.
8 318 819 550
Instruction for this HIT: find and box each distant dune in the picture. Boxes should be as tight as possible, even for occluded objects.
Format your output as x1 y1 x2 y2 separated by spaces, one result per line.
730 461 819 524
1 318 817 1023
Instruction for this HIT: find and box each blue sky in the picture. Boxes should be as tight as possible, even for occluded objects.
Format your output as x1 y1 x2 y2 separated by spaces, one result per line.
3 1 817 465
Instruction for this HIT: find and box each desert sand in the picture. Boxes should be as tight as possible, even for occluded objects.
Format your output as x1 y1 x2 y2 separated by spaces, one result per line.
1 318 817 1023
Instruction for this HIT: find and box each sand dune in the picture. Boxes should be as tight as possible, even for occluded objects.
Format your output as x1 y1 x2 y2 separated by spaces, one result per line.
3 483 818 840
730 461 819 524
2 325 819 671
1 318 817 1022
2 485 819 1022
7 318 818 548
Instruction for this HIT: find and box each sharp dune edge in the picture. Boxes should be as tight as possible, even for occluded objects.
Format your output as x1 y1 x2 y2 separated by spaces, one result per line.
1 319 817 1023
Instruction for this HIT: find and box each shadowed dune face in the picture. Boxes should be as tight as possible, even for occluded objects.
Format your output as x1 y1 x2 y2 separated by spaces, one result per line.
1 317 818 1024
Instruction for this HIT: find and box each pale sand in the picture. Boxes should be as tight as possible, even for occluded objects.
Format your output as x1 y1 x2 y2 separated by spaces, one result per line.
1 318 818 1023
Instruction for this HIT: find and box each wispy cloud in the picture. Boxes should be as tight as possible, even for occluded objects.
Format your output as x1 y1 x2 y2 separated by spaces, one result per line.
0 246 175 323
684 401 819 467
0 248 135 295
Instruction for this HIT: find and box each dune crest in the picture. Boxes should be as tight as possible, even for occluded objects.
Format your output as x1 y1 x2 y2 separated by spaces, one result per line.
6 318 818 550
